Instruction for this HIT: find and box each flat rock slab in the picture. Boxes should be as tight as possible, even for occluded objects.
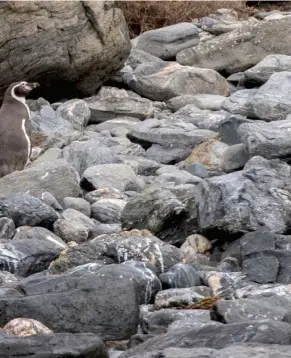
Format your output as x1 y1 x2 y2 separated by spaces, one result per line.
133 22 199 60
0 332 108 358
0 274 139 341
0 160 81 203
123 61 229 101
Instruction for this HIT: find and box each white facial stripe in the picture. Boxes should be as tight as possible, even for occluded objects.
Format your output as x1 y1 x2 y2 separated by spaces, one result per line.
11 84 30 118
21 119 31 166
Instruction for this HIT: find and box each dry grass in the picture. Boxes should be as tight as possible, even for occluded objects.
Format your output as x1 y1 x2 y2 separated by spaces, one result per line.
117 1 291 38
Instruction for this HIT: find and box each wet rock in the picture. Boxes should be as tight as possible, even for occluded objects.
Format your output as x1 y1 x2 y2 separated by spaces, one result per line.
238 118 291 159
48 232 180 274
3 318 52 336
133 23 199 60
85 87 163 122
159 263 201 289
123 62 229 101
0 193 58 229
0 332 108 358
176 16 291 74
62 139 121 175
0 274 139 341
62 197 91 217
56 99 91 130
91 199 127 224
0 218 15 240
81 164 144 192
252 72 291 121
244 54 291 83
220 143 250 172
195 156 291 234
154 286 212 309
0 160 81 203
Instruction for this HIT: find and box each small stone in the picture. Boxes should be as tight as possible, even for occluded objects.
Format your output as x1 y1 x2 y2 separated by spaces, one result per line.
3 318 52 337
62 197 91 217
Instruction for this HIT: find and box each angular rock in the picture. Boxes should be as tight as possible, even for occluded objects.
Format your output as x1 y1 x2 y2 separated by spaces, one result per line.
155 168 202 186
133 23 199 60
62 139 121 175
196 156 291 234
238 118 291 158
91 223 121 236
220 143 249 172
85 87 164 122
176 16 291 74
125 48 163 69
118 155 160 176
221 88 257 117
88 117 140 136
167 94 225 112
154 286 212 309
243 255 279 284
244 54 291 83
145 145 192 164
56 99 91 130
123 62 229 101
0 332 108 358
91 199 126 224
0 236 63 276
128 118 218 149
41 125 82 151
31 106 71 135
0 193 58 228
48 232 181 274
81 164 144 192
53 208 97 243
0 1 131 101
62 197 91 217
211 295 291 323
141 308 211 334
185 162 208 178
0 160 81 203
0 274 139 341
159 263 201 289
0 218 15 240
33 148 62 164
217 115 254 145
251 72 291 121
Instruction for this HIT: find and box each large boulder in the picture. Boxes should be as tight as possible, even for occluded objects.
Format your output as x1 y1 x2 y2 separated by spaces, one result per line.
176 16 291 74
132 23 199 60
0 1 131 100
0 160 81 203
123 62 230 101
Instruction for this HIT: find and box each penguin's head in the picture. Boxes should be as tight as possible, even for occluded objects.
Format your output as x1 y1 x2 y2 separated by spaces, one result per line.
12 81 40 98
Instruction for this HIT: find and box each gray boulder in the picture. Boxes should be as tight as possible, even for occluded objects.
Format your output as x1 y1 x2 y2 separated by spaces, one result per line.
0 218 15 240
125 48 163 69
0 333 108 358
0 160 81 203
0 274 139 341
0 193 58 228
41 125 82 151
85 87 164 122
220 143 250 172
62 139 121 175
62 197 91 217
87 117 140 136
56 99 91 130
123 61 229 101
159 263 201 289
176 16 291 74
81 164 144 192
167 94 225 112
196 156 291 234
238 118 291 159
244 54 291 83
0 1 130 100
221 88 257 117
251 71 291 121
133 23 199 60
91 199 126 224
31 106 71 135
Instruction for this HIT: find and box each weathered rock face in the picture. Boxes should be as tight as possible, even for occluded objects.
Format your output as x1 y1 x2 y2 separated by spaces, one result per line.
176 16 291 74
132 23 199 60
123 62 230 101
0 1 131 101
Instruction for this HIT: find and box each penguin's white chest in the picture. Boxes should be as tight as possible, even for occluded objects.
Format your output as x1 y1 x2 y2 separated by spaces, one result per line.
21 119 31 164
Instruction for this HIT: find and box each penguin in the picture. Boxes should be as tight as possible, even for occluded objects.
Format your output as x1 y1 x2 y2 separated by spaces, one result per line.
0 81 40 178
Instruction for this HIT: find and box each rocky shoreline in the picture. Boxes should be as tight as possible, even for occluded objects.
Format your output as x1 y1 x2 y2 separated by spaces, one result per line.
2 3 291 358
